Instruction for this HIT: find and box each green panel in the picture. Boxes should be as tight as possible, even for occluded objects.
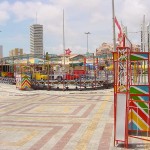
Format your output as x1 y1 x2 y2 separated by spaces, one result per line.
130 53 148 61
130 87 144 94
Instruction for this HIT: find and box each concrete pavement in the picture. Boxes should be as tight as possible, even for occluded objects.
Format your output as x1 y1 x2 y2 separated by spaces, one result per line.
0 83 149 150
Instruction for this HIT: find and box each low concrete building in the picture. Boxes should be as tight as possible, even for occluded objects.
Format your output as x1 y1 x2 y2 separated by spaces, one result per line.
9 48 23 57
59 54 85 65
96 43 113 56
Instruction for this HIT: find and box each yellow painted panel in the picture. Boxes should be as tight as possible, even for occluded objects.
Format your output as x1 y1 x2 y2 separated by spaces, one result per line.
129 111 148 130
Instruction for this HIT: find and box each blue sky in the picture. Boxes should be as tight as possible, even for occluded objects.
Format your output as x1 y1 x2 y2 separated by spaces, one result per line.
0 0 150 57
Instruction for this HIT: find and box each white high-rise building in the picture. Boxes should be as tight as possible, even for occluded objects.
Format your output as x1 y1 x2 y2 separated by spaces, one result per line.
0 45 3 58
30 24 43 55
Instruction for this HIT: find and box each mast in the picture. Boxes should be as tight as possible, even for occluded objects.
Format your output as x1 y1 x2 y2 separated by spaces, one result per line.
36 12 37 24
63 9 65 67
112 0 116 52
147 24 150 52
143 15 146 52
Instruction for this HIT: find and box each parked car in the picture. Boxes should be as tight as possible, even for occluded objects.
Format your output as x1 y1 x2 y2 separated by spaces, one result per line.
49 70 86 81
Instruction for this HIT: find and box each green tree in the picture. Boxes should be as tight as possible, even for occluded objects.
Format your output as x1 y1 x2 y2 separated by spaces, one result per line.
45 52 50 60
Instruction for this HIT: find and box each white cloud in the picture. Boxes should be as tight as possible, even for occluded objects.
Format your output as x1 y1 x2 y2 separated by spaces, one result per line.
0 0 150 56
116 0 150 29
117 0 150 43
0 1 10 24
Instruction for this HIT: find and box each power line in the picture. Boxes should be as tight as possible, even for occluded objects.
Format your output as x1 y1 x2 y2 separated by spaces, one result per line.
128 31 141 33
128 31 149 34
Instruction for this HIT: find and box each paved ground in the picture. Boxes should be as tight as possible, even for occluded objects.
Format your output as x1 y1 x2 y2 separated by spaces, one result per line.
0 83 149 150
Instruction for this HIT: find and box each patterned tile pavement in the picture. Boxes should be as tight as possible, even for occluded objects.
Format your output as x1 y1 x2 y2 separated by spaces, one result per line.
0 83 149 150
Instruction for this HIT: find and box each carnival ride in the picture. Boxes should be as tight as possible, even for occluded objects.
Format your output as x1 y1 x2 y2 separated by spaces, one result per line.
0 57 15 84
113 34 150 148
0 54 113 90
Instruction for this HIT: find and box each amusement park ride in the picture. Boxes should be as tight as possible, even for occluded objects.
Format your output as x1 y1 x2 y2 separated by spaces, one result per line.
0 54 113 90
0 19 149 150
113 32 150 147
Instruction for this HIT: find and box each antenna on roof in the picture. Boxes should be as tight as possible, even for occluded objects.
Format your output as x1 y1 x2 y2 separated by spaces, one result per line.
36 12 38 24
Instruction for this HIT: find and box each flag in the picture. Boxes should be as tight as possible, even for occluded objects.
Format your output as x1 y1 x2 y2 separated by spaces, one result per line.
114 17 123 44
114 17 122 34
65 48 71 55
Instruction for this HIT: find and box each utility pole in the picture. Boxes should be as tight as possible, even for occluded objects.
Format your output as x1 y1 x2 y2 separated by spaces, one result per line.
63 9 65 67
147 23 150 52
112 0 116 52
85 32 90 53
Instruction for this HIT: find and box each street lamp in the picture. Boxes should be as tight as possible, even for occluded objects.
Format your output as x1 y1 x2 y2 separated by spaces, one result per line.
85 32 91 53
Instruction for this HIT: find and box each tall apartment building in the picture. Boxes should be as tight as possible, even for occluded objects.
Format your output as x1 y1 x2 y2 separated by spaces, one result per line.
9 48 23 57
30 24 43 56
0 45 3 58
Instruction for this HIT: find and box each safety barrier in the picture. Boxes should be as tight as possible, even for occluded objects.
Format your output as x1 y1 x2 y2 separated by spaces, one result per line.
0 77 16 84
16 74 31 90
31 71 113 91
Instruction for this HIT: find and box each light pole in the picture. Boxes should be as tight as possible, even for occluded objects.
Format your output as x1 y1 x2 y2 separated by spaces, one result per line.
148 24 150 52
112 0 116 52
85 32 90 53
63 9 65 67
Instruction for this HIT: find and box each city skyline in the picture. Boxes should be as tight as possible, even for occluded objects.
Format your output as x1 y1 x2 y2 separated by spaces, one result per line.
0 0 150 57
